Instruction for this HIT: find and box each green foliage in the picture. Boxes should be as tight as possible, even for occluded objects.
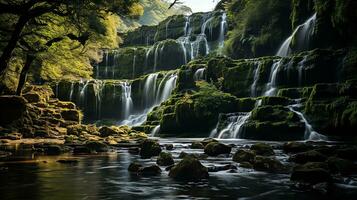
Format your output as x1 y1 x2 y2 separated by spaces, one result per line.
224 0 291 58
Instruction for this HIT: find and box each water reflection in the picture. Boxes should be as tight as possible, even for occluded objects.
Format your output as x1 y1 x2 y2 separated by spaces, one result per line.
1 139 357 200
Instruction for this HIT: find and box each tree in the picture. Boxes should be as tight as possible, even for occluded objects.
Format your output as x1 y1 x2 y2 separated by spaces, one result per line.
0 0 141 94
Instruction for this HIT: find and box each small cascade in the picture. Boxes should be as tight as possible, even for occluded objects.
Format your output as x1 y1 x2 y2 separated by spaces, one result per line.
264 60 282 96
210 112 251 139
165 18 173 39
194 68 206 81
184 16 191 37
143 73 159 108
150 125 161 137
120 72 178 126
69 82 74 101
104 50 109 77
132 48 137 79
158 74 178 103
79 80 89 106
218 12 227 48
288 103 327 140
93 80 105 119
298 56 307 86
276 13 317 57
250 62 261 97
120 81 133 119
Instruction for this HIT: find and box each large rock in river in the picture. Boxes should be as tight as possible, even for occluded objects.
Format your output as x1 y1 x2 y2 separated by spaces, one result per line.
169 156 209 181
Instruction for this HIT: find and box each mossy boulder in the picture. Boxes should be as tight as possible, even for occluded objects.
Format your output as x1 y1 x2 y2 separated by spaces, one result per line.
169 156 209 181
250 143 275 156
253 156 286 172
140 139 162 159
85 141 109 153
289 150 327 164
283 142 313 153
138 165 162 176
291 162 331 184
327 157 356 175
156 152 174 166
241 105 305 141
128 162 143 173
204 142 231 156
233 149 256 163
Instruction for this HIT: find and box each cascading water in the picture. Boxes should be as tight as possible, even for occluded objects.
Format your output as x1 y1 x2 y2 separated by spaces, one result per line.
264 60 282 96
210 113 251 139
194 68 206 81
69 82 74 101
298 56 307 86
276 13 317 57
120 72 178 126
250 62 261 97
218 12 227 48
132 48 137 79
288 102 327 140
120 81 133 119
150 125 161 137
165 18 172 39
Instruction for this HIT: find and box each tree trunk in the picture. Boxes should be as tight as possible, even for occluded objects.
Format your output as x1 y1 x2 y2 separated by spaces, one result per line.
0 15 29 78
16 54 35 95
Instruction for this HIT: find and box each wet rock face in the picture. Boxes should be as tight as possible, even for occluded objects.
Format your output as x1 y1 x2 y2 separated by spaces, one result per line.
169 156 209 181
250 143 275 156
140 139 162 159
138 165 162 176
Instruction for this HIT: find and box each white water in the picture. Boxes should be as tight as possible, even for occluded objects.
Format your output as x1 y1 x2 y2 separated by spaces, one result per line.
298 56 307 86
69 82 74 101
120 81 133 119
194 68 206 81
218 12 227 48
210 113 251 139
276 13 316 57
132 48 136 78
151 125 161 137
264 60 282 96
120 72 178 126
250 62 261 97
288 103 327 140
165 18 173 39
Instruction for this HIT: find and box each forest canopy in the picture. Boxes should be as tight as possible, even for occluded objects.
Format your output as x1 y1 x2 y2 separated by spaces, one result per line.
0 0 143 94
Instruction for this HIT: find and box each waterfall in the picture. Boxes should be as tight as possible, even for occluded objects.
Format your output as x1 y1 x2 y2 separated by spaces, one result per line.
250 62 261 97
94 81 104 119
158 74 178 103
184 16 191 37
264 60 282 96
132 48 137 78
218 12 227 48
104 50 109 77
165 18 173 39
120 72 178 126
210 112 251 139
150 125 161 137
288 103 327 140
194 68 206 81
69 82 74 101
276 13 317 57
113 50 118 79
120 81 133 119
55 82 59 97
298 56 307 86
143 73 159 108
